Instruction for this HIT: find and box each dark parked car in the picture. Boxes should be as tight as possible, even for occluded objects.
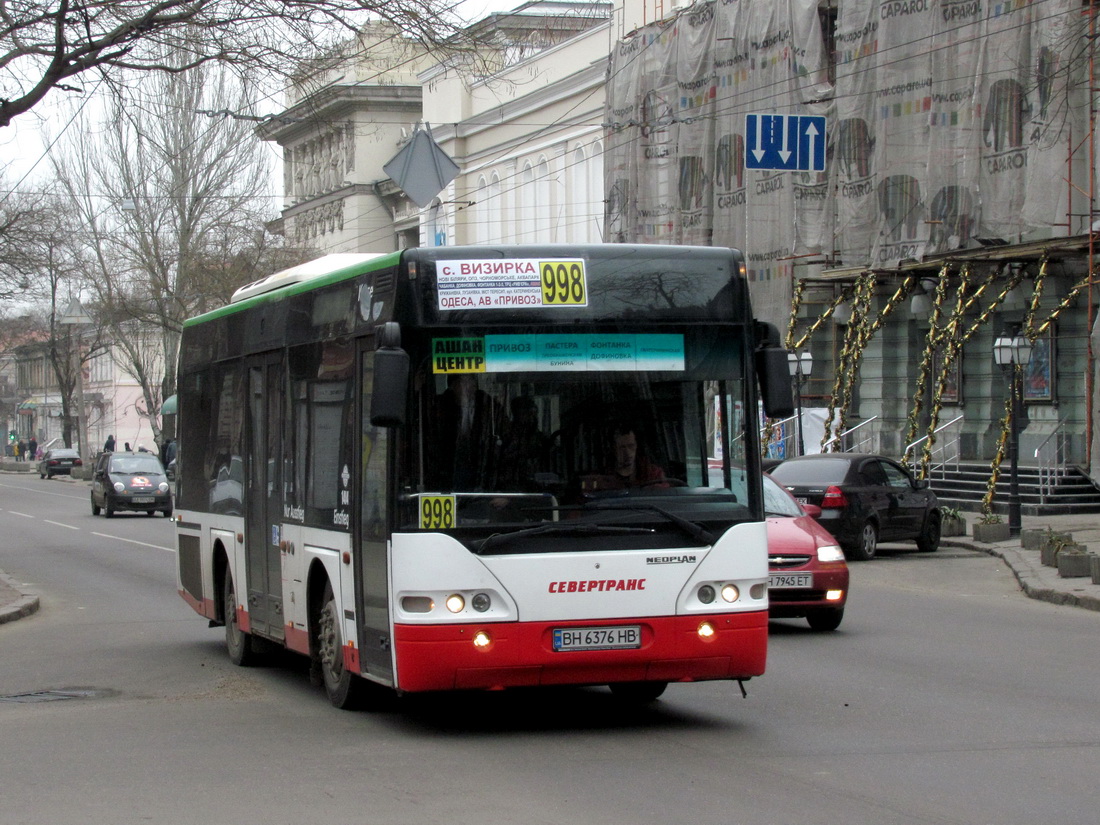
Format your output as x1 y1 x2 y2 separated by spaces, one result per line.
37 448 82 479
764 474 849 631
90 451 172 518
768 453 941 561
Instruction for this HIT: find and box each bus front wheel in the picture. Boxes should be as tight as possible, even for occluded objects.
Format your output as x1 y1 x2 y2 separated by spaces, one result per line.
318 582 365 709
224 573 255 666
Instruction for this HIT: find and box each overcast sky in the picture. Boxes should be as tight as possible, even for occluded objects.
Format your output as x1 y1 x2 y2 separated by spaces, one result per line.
1 0 523 188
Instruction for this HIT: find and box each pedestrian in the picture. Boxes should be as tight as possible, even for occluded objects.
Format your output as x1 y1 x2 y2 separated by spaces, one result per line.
13 440 21 461
124 442 131 452
16 439 26 462
103 434 116 453
28 437 37 462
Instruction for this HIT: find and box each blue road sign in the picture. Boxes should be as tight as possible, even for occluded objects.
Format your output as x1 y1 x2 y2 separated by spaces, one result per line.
745 114 826 172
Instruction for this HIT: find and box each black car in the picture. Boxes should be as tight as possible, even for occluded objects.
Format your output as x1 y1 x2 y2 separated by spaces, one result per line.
37 448 82 479
90 451 173 517
768 453 941 561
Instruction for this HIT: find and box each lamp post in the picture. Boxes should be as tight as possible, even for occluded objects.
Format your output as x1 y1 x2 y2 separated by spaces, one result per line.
992 325 1033 537
787 350 813 456
59 298 91 465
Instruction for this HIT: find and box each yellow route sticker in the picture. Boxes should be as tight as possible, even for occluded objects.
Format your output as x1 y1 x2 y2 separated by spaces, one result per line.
420 495 455 529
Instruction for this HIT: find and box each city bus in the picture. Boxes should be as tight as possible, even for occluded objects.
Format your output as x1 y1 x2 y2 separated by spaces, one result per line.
174 244 793 708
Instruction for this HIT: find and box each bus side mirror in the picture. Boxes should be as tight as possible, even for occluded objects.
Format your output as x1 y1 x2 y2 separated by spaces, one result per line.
756 347 795 419
371 323 409 428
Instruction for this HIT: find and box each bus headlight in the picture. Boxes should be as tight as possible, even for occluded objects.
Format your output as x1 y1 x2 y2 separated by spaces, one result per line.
720 584 740 603
471 592 491 612
445 594 465 613
697 585 716 604
697 621 716 639
473 630 492 648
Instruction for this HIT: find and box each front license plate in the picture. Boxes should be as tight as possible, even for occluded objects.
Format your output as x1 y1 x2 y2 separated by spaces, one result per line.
131 496 155 504
553 625 641 652
769 573 813 589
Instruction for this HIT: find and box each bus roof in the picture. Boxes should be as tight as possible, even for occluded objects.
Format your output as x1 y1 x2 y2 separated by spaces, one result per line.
185 251 401 327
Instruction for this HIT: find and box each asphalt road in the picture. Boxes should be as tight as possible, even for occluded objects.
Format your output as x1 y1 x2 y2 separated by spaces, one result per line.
1 476 1099 825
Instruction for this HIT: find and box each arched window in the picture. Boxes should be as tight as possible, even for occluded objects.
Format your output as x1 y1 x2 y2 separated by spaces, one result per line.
488 173 503 244
518 162 535 242
535 157 551 242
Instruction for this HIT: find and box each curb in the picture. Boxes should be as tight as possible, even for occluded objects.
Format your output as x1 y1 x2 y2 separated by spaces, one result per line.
942 538 1100 613
0 570 39 625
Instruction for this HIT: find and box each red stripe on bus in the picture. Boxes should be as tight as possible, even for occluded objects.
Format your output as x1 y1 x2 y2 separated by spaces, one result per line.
391 612 767 692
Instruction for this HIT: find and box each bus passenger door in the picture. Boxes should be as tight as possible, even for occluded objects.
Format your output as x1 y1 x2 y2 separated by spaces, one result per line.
245 354 285 642
356 341 393 683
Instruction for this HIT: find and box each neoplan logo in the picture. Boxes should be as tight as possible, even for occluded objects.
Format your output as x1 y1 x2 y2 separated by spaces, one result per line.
646 555 698 565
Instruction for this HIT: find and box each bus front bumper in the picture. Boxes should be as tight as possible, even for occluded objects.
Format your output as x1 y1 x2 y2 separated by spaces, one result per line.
391 611 767 692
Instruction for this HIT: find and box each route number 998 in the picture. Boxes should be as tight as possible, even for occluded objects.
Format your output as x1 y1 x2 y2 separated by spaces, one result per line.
540 261 587 306
420 496 455 530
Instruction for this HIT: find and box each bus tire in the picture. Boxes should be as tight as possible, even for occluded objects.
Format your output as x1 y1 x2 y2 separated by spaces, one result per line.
318 582 365 709
609 681 667 702
224 573 255 666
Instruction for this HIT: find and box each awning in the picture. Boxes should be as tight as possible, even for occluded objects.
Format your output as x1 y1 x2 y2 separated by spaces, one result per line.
160 394 177 415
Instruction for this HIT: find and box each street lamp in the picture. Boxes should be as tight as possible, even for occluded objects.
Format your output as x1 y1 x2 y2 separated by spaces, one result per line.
787 350 813 456
992 325 1033 537
59 298 91 465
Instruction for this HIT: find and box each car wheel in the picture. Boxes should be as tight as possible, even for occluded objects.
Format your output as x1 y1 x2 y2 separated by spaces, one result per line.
318 581 366 709
162 506 173 518
609 681 668 702
224 573 255 667
91 494 100 516
45 471 53 479
916 511 942 553
105 499 115 518
846 520 878 561
39 471 45 479
806 608 844 632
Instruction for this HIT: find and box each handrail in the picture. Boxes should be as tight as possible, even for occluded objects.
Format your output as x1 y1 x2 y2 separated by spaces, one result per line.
822 415 879 451
1034 417 1068 502
904 414 965 455
1033 417 1068 460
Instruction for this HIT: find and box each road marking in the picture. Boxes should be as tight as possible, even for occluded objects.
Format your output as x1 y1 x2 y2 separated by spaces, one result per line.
91 532 174 553
43 520 79 530
7 511 33 518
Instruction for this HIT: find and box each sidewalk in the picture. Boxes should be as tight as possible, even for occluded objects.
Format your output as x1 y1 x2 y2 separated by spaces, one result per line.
1 511 1098 625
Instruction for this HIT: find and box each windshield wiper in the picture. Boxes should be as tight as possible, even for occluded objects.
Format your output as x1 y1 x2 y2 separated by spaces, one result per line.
475 523 655 555
586 503 718 545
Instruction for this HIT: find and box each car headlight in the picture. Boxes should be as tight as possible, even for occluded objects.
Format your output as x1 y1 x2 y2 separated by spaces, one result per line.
113 482 125 493
158 482 169 493
817 544 846 563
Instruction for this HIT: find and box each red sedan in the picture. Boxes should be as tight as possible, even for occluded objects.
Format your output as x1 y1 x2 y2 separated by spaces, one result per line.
764 474 849 631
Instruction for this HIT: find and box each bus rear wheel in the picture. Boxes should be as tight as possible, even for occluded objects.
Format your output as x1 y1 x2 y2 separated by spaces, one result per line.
318 582 366 709
224 573 255 666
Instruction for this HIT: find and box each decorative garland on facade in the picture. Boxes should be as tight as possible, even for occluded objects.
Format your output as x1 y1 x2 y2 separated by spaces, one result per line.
902 263 954 462
981 392 1013 516
821 273 875 450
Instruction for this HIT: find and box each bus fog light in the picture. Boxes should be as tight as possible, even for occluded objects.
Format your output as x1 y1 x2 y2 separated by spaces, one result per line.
471 592 491 612
750 583 766 600
826 589 844 601
445 594 465 613
720 584 740 603
697 621 715 639
401 596 434 613
698 585 716 604
473 630 492 648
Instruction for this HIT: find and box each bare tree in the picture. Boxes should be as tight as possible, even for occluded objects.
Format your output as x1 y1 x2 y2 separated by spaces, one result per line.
0 0 473 128
0 174 54 300
52 54 309 448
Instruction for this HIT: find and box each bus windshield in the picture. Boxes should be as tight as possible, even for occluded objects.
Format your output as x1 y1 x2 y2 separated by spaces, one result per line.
398 326 753 552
